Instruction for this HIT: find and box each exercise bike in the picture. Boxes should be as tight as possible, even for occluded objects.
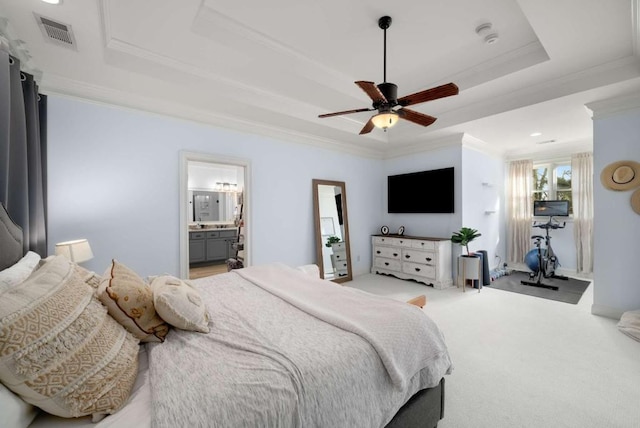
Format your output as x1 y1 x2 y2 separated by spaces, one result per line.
521 216 568 290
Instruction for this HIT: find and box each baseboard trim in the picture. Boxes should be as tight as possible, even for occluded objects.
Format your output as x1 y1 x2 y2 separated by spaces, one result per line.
591 304 624 320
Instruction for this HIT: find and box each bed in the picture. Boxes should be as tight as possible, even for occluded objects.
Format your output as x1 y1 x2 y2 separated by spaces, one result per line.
0 203 452 428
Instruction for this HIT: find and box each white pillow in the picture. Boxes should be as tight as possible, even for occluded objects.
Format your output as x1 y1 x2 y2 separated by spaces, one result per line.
618 310 640 342
151 276 210 333
0 383 38 428
296 264 320 278
0 251 41 293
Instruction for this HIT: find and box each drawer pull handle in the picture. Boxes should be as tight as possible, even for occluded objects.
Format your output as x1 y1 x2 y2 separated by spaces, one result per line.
376 250 381 254
421 243 424 246
336 255 341 259
399 240 403 244
384 262 389 266
405 255 411 259
415 268 421 272
393 253 398 257
426 258 432 262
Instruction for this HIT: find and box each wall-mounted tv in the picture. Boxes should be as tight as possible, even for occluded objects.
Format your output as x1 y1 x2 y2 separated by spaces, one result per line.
388 167 455 213
533 200 569 217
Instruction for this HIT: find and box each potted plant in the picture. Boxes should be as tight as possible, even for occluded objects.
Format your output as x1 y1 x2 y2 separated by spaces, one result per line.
325 236 341 248
450 227 481 255
451 227 482 290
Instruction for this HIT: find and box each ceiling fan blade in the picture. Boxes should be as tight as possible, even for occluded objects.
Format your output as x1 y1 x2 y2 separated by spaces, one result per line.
318 108 372 118
397 82 459 107
398 108 437 127
355 81 387 103
359 117 375 135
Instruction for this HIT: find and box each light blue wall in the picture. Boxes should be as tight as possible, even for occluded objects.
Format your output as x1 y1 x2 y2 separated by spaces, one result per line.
381 145 464 239
461 147 506 270
592 106 640 316
47 96 383 277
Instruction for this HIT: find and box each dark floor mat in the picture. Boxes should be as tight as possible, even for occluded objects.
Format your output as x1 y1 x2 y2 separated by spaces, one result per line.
487 271 590 304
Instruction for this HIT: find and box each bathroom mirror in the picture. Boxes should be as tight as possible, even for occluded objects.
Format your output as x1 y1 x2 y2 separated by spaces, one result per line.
313 179 353 283
190 190 240 223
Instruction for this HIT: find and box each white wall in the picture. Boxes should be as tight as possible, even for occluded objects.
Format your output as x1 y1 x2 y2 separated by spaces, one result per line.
47 96 382 278
461 146 505 270
590 98 640 317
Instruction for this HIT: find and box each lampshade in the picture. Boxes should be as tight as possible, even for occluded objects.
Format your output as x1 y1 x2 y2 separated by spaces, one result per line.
371 112 399 130
55 239 94 263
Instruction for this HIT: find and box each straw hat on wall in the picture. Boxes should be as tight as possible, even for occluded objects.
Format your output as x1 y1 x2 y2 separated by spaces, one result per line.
600 160 640 191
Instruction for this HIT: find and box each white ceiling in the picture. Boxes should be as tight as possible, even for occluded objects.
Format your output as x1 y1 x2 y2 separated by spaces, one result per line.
2 0 640 158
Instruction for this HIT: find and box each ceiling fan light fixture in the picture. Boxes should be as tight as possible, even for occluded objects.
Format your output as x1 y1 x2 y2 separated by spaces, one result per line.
371 112 399 130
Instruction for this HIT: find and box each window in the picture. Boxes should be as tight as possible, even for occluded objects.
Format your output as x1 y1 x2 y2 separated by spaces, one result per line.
532 161 572 215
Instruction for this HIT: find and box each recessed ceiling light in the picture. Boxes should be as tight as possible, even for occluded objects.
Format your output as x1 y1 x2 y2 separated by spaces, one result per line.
530 132 542 137
41 0 62 4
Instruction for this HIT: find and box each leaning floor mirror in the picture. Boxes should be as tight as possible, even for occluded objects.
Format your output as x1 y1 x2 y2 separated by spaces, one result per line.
312 179 353 283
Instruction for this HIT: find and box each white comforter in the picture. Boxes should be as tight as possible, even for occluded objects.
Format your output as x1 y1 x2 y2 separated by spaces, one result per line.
147 264 453 428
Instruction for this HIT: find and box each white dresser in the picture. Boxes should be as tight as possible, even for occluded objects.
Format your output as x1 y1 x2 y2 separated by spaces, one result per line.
371 235 453 289
330 242 349 278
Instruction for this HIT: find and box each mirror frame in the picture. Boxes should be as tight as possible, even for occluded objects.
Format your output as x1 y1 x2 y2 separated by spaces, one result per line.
312 179 353 283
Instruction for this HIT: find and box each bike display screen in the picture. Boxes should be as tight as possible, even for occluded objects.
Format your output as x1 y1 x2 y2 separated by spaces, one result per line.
533 200 569 217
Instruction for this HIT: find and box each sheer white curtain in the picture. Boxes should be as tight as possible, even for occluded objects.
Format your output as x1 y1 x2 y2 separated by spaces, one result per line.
507 159 533 264
572 152 593 274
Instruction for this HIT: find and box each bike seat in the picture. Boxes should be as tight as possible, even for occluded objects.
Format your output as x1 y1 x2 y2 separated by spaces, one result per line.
531 235 544 240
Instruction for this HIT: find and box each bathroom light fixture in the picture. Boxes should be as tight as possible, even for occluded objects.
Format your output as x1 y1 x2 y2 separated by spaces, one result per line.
530 132 542 137
41 0 62 4
371 112 399 130
55 239 93 264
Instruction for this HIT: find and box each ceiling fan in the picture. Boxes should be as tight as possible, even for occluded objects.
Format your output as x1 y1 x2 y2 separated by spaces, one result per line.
318 16 459 135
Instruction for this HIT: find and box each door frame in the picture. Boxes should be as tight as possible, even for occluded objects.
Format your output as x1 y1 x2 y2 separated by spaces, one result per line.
179 151 251 279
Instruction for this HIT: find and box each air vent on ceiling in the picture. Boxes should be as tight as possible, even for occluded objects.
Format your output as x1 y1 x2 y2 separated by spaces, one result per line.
34 13 77 50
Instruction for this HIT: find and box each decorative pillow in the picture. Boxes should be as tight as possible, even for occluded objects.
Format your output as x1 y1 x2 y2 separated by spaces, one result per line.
0 383 38 428
296 264 320 278
618 310 640 342
0 251 41 293
98 260 169 342
151 276 210 333
0 255 139 419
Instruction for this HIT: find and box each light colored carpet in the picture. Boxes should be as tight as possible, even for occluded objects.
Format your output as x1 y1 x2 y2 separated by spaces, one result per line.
348 274 640 428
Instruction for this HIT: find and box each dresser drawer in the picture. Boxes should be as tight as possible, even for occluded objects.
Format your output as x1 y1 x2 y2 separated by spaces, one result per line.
331 242 346 251
373 246 401 259
373 236 399 246
190 232 205 240
402 262 435 278
402 249 436 265
206 231 220 238
374 258 401 271
411 240 436 251
395 237 412 248
332 250 347 262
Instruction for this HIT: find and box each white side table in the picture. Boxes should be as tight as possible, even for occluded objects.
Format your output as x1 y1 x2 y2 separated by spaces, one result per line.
459 256 481 293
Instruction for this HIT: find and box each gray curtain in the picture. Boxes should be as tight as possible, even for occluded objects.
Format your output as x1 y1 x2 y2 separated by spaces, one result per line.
0 50 47 256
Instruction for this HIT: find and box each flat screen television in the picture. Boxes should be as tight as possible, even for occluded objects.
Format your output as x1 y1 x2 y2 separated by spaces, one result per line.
533 200 569 217
388 167 454 213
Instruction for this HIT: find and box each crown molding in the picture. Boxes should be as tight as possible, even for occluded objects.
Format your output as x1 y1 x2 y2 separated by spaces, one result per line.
461 133 505 159
41 73 385 159
383 134 464 159
585 92 640 119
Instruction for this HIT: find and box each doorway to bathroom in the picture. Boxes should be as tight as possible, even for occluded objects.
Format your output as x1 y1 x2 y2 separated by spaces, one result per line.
179 152 250 280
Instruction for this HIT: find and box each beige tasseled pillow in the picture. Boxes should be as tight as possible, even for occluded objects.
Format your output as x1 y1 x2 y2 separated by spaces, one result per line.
0 255 139 419
151 276 210 333
98 260 169 343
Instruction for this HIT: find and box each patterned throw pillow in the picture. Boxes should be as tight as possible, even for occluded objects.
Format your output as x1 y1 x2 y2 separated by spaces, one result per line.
98 260 169 342
0 255 139 419
151 276 210 333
